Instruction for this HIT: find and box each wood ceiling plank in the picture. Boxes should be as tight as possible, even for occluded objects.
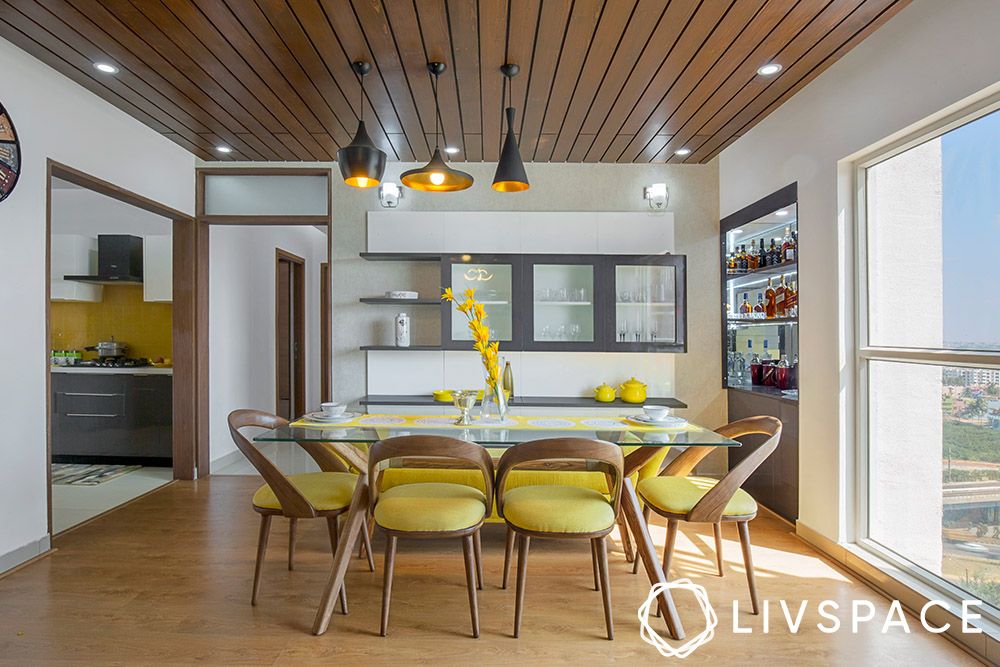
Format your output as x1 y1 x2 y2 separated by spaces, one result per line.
52 0 270 161
694 0 908 162
660 133 709 163
159 132 216 160
571 0 668 162
446 0 482 158
348 0 431 161
158 0 326 160
504 0 541 125
197 133 246 161
516 0 572 164
411 0 467 156
619 0 766 163
549 0 636 162
478 0 509 161
533 133 557 162
124 0 294 160
386 133 414 162
285 0 402 158
656 0 837 162
583 0 699 162
636 133 671 163
196 0 338 158
0 2 216 160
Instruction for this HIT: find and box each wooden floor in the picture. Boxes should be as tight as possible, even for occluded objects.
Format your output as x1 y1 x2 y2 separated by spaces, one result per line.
0 476 978 665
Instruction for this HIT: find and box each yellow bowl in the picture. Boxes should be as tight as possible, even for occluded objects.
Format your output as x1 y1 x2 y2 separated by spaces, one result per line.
433 390 454 403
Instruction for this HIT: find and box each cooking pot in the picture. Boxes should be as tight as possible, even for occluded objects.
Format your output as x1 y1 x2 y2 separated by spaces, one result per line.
85 338 128 358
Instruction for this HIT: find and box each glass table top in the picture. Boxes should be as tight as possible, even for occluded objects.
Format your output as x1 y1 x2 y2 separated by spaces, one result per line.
253 420 740 448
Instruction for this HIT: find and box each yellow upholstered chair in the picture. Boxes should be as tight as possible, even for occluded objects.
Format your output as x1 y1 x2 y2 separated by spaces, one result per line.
368 435 495 638
496 438 624 639
636 416 782 614
227 409 375 608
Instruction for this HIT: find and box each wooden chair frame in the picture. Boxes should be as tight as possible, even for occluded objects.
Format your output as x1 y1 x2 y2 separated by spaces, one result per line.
367 435 495 638
227 409 375 609
638 416 782 615
495 438 625 640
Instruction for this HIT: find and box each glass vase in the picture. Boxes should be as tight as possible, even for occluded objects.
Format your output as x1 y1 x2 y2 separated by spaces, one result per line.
480 377 508 422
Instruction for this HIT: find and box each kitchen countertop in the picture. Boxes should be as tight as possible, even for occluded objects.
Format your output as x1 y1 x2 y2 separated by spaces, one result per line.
358 394 687 409
51 366 173 375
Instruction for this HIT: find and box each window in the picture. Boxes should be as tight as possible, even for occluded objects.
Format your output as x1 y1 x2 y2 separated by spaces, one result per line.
859 105 1000 612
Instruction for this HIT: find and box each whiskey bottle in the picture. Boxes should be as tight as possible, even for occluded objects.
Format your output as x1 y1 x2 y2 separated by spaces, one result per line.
739 292 752 316
753 293 765 317
767 239 780 266
775 275 787 317
786 280 798 316
764 278 776 319
781 226 793 262
786 230 798 263
748 240 759 270
758 238 767 268
739 245 749 273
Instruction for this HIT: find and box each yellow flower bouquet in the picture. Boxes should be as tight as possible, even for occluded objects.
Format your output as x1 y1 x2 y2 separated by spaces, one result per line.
442 286 507 420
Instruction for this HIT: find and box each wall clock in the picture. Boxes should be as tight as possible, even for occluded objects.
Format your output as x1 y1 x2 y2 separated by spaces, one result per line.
0 102 21 203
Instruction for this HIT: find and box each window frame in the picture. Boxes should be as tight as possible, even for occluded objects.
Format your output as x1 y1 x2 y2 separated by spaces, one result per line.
854 93 1000 620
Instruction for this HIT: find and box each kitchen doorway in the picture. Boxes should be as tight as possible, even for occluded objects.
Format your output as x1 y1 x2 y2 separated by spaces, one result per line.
45 161 198 535
275 249 305 420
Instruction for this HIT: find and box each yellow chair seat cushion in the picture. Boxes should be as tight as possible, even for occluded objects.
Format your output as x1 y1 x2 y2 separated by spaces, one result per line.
502 485 616 534
374 483 487 533
637 476 757 517
252 471 357 512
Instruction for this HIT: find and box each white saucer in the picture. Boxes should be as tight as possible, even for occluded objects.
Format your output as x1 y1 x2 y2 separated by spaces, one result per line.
627 414 687 427
303 411 359 423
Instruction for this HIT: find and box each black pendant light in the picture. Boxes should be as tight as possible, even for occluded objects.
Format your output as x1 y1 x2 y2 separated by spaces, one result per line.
338 61 386 189
492 63 529 192
401 62 474 192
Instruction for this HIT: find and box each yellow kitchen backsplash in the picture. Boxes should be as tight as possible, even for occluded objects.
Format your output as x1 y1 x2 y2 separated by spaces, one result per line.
50 284 172 361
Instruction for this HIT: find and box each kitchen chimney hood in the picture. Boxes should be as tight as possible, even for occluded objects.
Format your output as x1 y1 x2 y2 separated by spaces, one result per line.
64 234 144 285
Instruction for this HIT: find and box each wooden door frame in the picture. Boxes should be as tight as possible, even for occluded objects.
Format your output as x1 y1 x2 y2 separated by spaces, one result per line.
320 261 331 402
45 160 199 533
275 248 306 419
194 167 333 475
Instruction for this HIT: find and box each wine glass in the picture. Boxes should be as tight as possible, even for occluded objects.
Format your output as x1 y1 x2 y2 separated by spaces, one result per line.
618 321 627 342
569 324 582 340
556 324 567 340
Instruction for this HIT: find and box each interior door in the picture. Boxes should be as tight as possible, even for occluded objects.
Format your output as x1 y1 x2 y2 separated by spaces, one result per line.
275 249 305 420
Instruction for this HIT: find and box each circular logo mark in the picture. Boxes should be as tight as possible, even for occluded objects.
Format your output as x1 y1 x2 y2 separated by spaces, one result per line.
638 579 718 659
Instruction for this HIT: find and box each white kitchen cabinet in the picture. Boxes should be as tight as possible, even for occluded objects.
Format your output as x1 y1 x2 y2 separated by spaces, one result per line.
50 235 102 302
143 235 172 302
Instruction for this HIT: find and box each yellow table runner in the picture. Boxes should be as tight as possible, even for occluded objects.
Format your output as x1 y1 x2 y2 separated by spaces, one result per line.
291 413 694 433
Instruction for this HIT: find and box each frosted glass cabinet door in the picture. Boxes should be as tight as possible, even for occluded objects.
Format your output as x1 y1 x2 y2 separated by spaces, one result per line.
524 256 603 351
607 255 686 352
441 255 523 350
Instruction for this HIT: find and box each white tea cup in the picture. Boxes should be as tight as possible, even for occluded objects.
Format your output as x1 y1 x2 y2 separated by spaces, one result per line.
321 402 347 418
642 404 670 421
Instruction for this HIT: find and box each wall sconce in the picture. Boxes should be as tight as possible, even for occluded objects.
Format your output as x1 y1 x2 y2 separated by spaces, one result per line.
378 181 402 208
643 183 668 210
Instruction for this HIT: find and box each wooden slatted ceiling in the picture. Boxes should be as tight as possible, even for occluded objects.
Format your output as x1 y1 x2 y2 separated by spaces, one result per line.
0 0 910 164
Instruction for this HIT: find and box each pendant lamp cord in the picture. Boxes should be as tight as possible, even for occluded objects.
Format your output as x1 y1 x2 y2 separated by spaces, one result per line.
357 69 364 123
433 71 442 151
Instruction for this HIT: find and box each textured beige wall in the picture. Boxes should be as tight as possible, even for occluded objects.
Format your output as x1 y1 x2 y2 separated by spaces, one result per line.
326 160 724 432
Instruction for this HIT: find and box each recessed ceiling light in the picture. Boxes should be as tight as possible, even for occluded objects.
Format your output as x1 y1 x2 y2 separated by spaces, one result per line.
674 148 691 156
776 210 789 217
215 145 233 154
444 146 460 154
756 63 782 76
93 62 119 74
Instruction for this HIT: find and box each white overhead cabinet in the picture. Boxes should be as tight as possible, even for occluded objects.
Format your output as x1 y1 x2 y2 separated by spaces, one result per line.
50 235 102 302
143 235 172 302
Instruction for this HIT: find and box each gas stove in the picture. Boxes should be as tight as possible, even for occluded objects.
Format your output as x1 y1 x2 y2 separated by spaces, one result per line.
77 357 152 368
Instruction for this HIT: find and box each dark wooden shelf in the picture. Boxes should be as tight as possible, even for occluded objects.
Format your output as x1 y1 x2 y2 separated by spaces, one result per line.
358 394 687 409
360 345 441 351
727 384 798 403
725 260 796 282
360 252 441 262
360 298 441 305
726 316 797 326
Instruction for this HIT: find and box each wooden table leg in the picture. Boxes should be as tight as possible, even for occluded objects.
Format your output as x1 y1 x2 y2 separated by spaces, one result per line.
312 471 370 635
621 476 685 640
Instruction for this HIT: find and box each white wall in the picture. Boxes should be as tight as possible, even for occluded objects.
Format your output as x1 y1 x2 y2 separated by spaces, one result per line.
718 0 1000 542
208 225 327 468
0 36 194 571
51 183 173 236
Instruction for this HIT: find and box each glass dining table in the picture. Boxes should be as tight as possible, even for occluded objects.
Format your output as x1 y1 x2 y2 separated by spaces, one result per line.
254 414 740 640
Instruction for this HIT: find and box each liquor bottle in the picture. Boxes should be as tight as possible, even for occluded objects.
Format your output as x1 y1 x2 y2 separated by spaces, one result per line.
734 350 747 384
764 278 776 318
758 238 767 268
775 275 787 317
786 280 798 316
748 240 758 270
762 338 771 360
727 251 735 274
739 292 752 316
781 226 793 263
502 360 514 398
753 293 765 317
786 230 798 263
739 245 749 273
764 239 774 266
749 342 762 385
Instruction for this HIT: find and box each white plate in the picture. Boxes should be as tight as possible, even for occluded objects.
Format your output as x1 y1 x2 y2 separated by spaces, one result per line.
627 414 687 427
302 411 359 423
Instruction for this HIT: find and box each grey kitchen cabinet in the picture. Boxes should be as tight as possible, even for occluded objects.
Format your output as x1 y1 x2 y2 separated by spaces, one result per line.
52 372 172 462
726 388 798 522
